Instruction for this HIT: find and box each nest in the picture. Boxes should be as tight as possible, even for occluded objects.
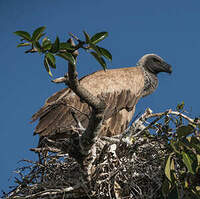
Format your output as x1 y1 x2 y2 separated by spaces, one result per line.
4 126 167 199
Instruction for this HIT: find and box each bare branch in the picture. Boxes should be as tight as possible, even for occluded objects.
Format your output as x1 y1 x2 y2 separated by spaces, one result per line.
30 147 61 153
11 184 83 199
130 108 200 139
25 48 38 53
68 32 80 42
169 110 200 124
143 109 200 125
51 76 68 84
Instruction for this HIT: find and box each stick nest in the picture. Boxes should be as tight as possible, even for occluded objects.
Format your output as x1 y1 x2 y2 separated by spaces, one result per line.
4 126 167 199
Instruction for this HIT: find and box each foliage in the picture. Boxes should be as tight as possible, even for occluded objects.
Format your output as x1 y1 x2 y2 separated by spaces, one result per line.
14 27 112 76
161 103 200 198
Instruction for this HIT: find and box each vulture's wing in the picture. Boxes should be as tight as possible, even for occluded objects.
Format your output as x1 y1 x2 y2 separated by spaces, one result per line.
32 67 145 137
32 88 140 137
32 88 90 137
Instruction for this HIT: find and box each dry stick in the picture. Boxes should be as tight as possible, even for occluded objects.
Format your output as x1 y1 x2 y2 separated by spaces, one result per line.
145 109 200 124
11 184 83 199
30 147 61 153
131 108 200 138
51 76 67 84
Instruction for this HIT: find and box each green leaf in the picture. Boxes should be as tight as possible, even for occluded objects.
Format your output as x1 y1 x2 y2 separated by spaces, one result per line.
45 52 56 68
182 151 194 174
33 41 42 52
59 42 75 51
90 51 107 71
190 137 200 154
165 153 173 181
36 33 46 41
17 43 31 47
176 101 184 111
51 36 60 53
177 125 194 138
89 43 101 56
197 154 200 166
83 31 90 43
44 57 52 77
97 46 112 61
42 37 52 51
179 139 193 152
170 141 181 154
56 52 76 66
14 31 31 41
91 32 108 44
32 26 46 41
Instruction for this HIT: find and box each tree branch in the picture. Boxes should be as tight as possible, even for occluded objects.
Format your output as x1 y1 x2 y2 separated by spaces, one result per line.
144 109 200 125
61 38 106 172
25 33 88 54
129 108 200 139
11 184 83 199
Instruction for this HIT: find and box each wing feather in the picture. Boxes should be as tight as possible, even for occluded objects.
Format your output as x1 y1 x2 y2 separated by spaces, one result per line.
33 89 139 137
32 66 145 137
34 104 65 134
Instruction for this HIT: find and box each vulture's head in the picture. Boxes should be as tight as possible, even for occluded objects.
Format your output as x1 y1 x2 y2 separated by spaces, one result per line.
138 54 172 75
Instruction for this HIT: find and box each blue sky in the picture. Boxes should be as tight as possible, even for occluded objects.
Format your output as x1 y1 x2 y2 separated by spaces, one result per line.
1 0 200 193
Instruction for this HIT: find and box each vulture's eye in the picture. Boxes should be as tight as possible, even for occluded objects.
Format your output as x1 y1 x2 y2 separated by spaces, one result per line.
153 58 161 63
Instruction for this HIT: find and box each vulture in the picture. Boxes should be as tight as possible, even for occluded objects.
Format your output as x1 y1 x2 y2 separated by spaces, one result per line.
32 54 172 139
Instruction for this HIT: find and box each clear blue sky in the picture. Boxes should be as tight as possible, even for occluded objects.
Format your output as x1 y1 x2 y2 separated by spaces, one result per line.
1 0 200 193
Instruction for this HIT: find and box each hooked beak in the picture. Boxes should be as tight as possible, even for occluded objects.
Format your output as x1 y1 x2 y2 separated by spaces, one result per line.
162 62 172 74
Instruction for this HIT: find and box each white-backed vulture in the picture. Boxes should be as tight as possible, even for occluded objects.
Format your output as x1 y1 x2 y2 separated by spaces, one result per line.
31 54 172 139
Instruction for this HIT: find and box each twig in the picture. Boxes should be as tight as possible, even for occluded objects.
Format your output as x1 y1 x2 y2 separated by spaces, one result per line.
51 76 68 84
11 184 83 199
144 109 199 125
131 108 199 139
169 111 200 124
101 136 120 144
68 32 89 50
25 48 37 53
68 32 80 42
25 32 87 55
30 147 61 153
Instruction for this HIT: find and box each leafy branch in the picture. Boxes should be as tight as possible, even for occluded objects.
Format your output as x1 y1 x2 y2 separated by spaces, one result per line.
128 104 200 198
14 26 112 76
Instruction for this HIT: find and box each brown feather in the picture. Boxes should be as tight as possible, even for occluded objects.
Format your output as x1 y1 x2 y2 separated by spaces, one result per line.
32 66 145 137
